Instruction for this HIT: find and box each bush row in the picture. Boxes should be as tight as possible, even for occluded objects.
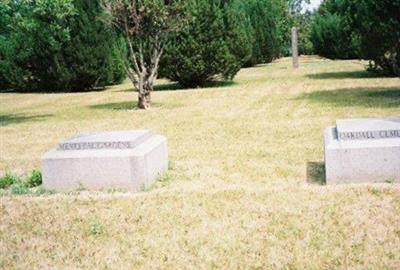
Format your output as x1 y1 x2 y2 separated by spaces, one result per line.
0 0 125 92
161 0 293 87
1 0 293 91
311 0 400 76
0 170 47 195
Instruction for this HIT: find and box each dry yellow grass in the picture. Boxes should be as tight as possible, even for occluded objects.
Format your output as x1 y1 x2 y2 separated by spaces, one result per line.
1 57 400 269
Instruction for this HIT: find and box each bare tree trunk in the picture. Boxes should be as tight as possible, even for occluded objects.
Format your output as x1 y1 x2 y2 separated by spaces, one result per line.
138 91 151 109
138 82 152 109
122 29 162 110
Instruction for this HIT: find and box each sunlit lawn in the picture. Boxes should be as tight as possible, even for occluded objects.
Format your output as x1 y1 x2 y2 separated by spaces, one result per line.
0 56 399 269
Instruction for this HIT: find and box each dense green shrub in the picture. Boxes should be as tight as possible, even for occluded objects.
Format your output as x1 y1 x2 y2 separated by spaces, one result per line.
161 0 291 87
311 0 399 76
347 0 399 76
26 170 42 188
241 0 290 65
0 0 125 92
0 170 43 190
0 173 18 189
311 0 359 59
161 0 252 87
10 181 29 195
296 12 314 55
0 170 51 196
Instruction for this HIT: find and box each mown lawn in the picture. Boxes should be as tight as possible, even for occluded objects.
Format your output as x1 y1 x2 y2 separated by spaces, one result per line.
0 56 399 269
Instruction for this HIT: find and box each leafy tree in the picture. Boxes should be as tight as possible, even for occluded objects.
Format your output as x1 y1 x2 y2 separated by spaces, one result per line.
242 0 290 65
311 12 358 59
289 0 315 56
223 0 254 71
103 0 187 109
311 0 359 59
62 0 126 90
0 0 75 91
297 11 314 55
347 0 399 76
0 0 125 92
161 0 252 87
162 0 293 85
311 0 399 76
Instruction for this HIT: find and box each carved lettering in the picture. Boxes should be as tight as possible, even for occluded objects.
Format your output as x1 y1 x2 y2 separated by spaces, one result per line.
58 141 137 151
339 129 400 141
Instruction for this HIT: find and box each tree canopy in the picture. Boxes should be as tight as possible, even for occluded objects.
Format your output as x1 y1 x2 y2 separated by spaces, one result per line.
0 0 125 92
103 0 188 108
311 0 399 76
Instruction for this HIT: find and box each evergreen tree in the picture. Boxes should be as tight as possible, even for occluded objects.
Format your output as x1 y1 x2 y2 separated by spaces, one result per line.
347 0 399 76
241 0 290 66
61 0 125 90
311 0 399 76
0 0 125 92
161 0 252 88
311 0 359 59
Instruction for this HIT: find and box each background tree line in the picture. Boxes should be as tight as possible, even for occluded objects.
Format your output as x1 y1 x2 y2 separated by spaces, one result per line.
0 0 126 92
0 0 297 93
2 0 397 98
311 0 400 76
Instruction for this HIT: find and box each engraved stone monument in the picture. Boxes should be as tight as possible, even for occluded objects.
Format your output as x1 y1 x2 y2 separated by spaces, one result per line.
324 118 400 184
42 130 168 191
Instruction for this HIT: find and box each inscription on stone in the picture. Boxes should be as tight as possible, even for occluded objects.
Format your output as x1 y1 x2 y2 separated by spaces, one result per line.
336 118 400 141
338 129 400 141
42 130 169 191
56 130 153 151
58 141 134 151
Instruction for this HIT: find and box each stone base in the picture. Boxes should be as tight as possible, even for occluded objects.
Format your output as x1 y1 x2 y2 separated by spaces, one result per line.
324 126 400 184
42 131 168 191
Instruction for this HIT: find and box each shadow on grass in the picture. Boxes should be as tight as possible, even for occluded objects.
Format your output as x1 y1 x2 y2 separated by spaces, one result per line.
120 80 237 92
297 87 400 108
307 161 326 185
0 113 52 127
154 83 184 91
89 101 183 110
1 87 107 94
90 101 139 110
307 70 386 80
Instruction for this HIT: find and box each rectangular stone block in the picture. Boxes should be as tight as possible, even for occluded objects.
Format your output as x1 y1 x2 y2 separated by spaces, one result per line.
42 130 168 191
324 119 400 184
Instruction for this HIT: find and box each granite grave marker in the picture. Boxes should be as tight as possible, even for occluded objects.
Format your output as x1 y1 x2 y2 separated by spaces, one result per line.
42 130 168 191
324 118 400 184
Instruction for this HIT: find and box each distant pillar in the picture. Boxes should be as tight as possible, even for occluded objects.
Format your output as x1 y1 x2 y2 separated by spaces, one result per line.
292 27 299 69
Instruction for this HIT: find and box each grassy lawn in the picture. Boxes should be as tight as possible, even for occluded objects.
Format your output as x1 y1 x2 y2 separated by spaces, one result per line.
1 56 400 269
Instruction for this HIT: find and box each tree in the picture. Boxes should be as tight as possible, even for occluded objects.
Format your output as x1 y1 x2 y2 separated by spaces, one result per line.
296 11 314 55
0 0 125 92
310 0 359 59
288 0 315 56
103 0 187 109
160 0 252 88
63 0 126 90
0 0 75 91
347 0 399 76
241 0 290 66
311 12 358 59
311 0 399 76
